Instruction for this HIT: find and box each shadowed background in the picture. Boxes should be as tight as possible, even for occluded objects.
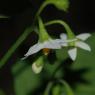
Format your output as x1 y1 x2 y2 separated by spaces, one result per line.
0 0 95 95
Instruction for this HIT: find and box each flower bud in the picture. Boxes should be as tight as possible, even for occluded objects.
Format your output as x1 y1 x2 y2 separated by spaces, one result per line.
32 56 44 74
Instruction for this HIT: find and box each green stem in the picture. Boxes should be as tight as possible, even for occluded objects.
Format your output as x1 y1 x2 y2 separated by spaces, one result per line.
45 20 75 39
0 27 33 68
0 1 49 68
43 82 53 95
59 80 74 95
36 1 49 18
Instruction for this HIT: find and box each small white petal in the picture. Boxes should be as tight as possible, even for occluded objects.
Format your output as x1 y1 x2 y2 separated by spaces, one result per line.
76 33 91 41
24 43 43 56
59 40 68 46
43 40 61 49
68 48 77 61
76 41 91 51
53 39 62 43
60 33 67 40
32 62 43 74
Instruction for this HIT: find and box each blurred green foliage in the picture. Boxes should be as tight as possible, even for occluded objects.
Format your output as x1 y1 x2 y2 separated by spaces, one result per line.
9 32 95 95
0 0 95 94
0 89 5 95
72 32 95 95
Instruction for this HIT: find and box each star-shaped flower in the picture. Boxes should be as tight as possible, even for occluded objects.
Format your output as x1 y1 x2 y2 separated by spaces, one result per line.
23 17 61 59
24 39 61 57
60 33 91 61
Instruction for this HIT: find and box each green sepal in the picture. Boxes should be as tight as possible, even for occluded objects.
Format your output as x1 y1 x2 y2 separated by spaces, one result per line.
38 17 51 42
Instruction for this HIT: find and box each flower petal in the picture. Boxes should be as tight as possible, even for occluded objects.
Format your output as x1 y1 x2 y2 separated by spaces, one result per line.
60 39 77 47
76 33 91 41
60 33 67 40
21 56 28 60
32 62 43 74
59 40 68 47
68 48 77 61
24 43 43 57
43 39 61 49
76 41 91 51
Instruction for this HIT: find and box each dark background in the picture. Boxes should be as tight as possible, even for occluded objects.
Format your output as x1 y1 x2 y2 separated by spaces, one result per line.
0 0 95 95
0 0 95 58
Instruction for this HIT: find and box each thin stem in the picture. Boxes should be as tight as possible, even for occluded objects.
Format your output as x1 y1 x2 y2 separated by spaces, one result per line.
36 1 49 18
33 1 49 24
0 27 33 68
45 20 75 38
43 82 53 95
0 1 49 68
59 80 74 95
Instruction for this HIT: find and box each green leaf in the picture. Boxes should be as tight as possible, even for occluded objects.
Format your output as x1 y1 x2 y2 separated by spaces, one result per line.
71 33 95 95
46 0 69 11
12 60 42 95
56 48 68 62
44 60 64 79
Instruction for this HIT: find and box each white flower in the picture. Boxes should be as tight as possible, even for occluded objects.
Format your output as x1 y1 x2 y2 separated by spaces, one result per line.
23 39 61 58
22 17 62 59
60 33 91 61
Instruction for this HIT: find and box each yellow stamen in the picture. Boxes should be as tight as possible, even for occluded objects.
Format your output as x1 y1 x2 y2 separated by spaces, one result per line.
43 48 50 55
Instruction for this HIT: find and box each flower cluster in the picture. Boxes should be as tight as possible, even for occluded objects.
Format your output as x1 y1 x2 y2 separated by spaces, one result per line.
24 33 91 61
59 33 91 61
22 18 91 74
